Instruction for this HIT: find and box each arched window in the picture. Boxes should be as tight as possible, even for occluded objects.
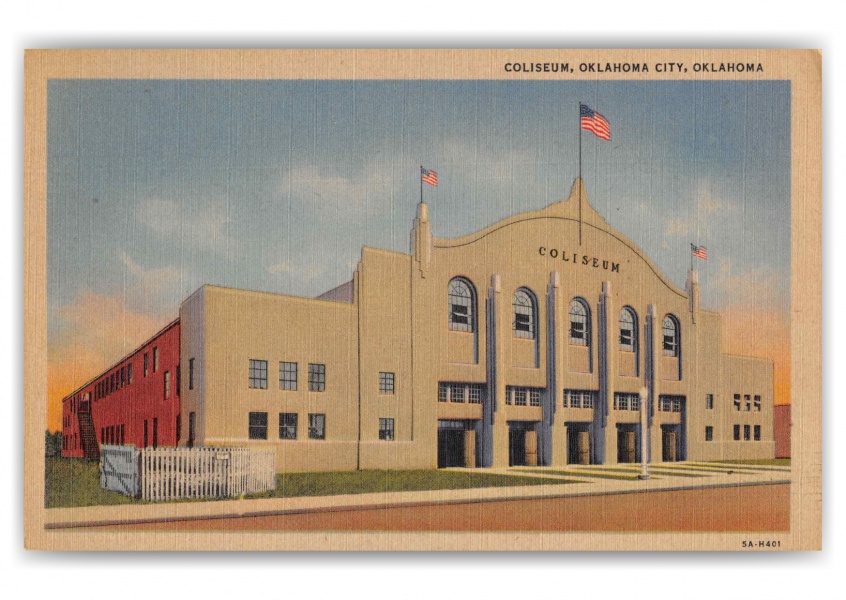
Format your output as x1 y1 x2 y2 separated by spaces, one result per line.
513 288 537 339
620 307 638 352
663 315 680 357
448 277 476 332
569 298 591 346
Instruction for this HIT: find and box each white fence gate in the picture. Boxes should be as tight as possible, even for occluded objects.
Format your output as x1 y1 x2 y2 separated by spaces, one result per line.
100 445 140 497
100 446 276 502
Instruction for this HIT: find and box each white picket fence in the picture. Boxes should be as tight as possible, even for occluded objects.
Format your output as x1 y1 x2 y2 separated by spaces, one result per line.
101 446 276 502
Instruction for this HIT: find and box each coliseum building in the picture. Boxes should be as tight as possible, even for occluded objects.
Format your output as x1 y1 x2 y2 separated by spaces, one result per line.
63 179 775 470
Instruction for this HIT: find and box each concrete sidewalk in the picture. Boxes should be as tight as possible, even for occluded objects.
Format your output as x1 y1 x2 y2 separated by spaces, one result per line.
45 461 790 529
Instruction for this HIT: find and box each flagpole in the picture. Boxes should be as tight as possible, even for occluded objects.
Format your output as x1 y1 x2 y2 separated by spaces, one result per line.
578 102 583 246
420 165 423 205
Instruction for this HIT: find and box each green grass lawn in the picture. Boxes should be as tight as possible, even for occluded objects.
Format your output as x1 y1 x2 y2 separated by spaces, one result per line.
712 459 791 466
46 458 571 508
45 457 145 509
249 470 574 500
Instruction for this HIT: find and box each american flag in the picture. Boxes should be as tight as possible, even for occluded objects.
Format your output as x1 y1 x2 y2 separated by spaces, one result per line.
580 104 611 141
421 168 438 187
691 244 708 260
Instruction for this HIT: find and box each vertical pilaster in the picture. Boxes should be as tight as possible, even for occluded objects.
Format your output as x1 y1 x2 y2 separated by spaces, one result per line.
482 274 504 467
597 281 615 464
540 271 560 466
645 304 660 463
490 274 509 467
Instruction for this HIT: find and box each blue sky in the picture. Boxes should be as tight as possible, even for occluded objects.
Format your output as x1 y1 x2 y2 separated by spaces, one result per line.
47 79 791 346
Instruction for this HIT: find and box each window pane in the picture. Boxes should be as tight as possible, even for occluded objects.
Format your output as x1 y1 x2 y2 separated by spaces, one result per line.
279 413 298 440
280 361 298 391
309 414 326 439
448 279 475 332
249 412 268 440
249 359 268 389
308 364 326 392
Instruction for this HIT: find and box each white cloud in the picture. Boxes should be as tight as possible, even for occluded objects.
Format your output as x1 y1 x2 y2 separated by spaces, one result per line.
134 196 239 253
664 219 690 237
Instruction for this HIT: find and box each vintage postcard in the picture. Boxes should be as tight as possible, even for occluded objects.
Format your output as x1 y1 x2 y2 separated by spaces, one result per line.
24 49 821 551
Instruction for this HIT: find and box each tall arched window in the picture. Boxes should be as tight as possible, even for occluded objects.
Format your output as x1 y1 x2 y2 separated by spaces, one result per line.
569 298 591 346
663 314 680 357
448 277 476 332
513 288 537 339
620 307 638 352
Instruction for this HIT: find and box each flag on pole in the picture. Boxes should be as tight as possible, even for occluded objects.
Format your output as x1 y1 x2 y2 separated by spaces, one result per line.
421 168 438 187
580 104 611 141
691 244 708 260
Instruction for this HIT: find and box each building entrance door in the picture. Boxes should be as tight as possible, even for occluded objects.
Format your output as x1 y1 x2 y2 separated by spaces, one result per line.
663 429 678 462
437 429 465 468
567 424 591 464
617 429 637 463
508 429 527 466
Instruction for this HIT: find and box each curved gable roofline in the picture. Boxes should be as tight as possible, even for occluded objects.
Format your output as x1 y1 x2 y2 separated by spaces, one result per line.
433 178 687 298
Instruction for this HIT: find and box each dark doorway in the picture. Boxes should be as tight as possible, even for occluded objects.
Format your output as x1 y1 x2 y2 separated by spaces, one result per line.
617 426 638 463
509 428 526 466
567 424 591 464
662 427 679 462
438 429 465 468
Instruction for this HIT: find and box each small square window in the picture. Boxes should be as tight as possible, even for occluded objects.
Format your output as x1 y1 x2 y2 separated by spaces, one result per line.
514 388 527 406
249 412 268 440
379 372 395 394
705 426 713 441
280 362 298 391
378 417 395 441
309 414 326 440
279 413 298 440
249 359 268 389
529 389 541 407
308 364 326 392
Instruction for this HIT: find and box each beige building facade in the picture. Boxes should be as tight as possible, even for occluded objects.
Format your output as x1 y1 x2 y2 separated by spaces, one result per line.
178 179 775 471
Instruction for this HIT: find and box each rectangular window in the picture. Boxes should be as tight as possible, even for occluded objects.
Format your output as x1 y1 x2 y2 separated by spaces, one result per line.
706 393 714 410
143 419 148 448
308 363 326 392
127 363 133 384
188 412 196 447
164 370 171 399
379 372 395 394
144 353 149 377
450 383 465 403
249 359 268 389
613 392 640 411
189 358 195 390
280 361 298 391
514 388 526 406
744 394 751 411
308 414 326 440
754 395 761 411
672 397 681 413
705 426 714 441
175 415 181 442
176 365 181 396
152 418 158 448
754 425 761 441
564 389 598 409
733 424 741 441
120 367 125 388
120 424 125 445
529 389 541 407
249 412 268 440
378 418 395 441
744 424 751 441
153 347 159 372
733 394 741 411
110 373 115 393
438 383 448 403
468 384 483 404
279 413 298 440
